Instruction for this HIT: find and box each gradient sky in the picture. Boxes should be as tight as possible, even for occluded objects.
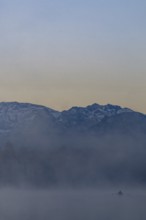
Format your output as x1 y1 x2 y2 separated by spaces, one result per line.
0 0 146 112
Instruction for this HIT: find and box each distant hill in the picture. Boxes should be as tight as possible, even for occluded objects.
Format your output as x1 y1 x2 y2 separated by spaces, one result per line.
0 102 145 187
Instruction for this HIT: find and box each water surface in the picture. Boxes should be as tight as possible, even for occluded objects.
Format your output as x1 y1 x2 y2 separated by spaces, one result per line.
0 189 146 220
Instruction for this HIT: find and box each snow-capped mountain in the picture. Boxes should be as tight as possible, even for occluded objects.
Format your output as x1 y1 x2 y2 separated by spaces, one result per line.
0 102 61 147
0 101 144 147
0 102 59 132
59 103 133 129
0 102 145 186
0 101 143 135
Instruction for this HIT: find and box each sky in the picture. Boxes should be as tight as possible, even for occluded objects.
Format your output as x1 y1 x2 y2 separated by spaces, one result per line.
0 0 146 112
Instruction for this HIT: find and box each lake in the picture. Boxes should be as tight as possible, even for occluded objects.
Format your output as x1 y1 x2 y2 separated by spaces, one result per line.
0 188 146 220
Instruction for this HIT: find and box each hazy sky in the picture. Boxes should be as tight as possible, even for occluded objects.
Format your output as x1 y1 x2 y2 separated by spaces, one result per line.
0 0 146 112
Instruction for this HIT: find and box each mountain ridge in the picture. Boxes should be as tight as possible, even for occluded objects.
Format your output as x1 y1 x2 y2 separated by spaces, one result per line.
0 101 144 135
0 101 145 186
0 101 141 114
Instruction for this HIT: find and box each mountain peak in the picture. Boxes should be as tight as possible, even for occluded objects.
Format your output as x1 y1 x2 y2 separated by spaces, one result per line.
66 103 133 114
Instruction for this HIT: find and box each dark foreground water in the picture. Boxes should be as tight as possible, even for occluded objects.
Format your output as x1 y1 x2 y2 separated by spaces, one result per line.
0 188 146 220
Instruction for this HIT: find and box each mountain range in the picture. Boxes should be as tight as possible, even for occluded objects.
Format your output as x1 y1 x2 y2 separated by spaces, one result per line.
0 101 145 139
0 102 145 187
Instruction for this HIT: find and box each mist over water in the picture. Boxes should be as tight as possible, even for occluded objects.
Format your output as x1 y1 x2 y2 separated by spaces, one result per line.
0 188 146 220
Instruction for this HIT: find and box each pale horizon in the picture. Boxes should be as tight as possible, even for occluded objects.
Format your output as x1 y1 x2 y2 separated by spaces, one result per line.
0 0 146 113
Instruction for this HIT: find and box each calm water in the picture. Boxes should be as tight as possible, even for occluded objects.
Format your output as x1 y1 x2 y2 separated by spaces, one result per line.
0 189 146 220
